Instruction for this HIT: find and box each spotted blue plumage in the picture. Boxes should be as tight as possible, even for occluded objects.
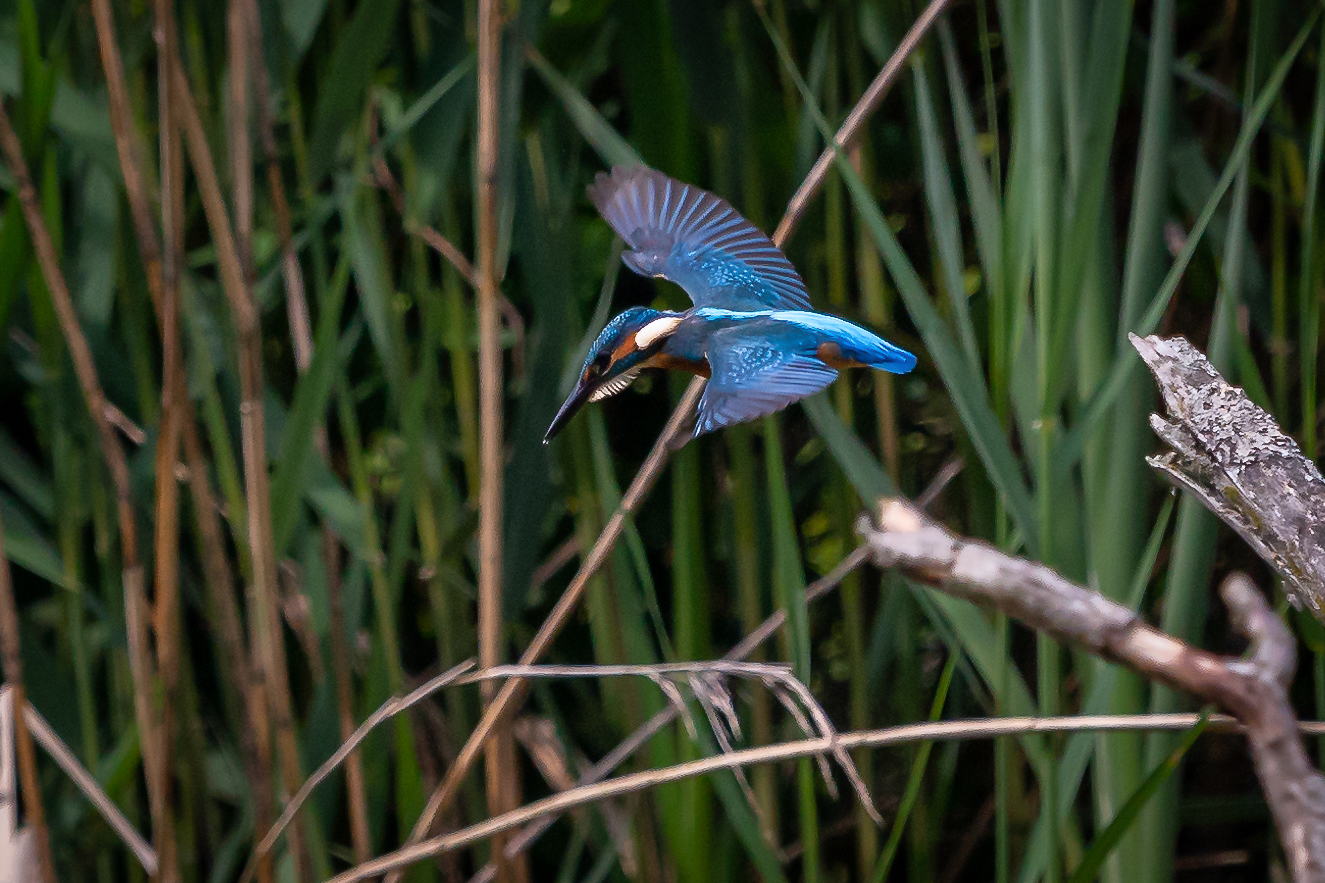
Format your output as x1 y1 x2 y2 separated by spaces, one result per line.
695 330 838 434
588 166 813 311
543 167 917 444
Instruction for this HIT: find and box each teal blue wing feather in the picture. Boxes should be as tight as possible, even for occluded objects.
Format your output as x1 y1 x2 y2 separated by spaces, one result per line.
589 166 813 311
695 327 838 436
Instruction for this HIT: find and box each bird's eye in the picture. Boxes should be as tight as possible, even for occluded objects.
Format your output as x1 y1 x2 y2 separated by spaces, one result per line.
592 353 611 374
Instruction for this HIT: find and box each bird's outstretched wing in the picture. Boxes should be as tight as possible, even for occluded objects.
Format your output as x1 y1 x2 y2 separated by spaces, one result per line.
588 165 813 312
695 326 837 435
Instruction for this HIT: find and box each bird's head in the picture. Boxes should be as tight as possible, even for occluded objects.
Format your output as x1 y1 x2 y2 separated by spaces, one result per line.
544 307 683 443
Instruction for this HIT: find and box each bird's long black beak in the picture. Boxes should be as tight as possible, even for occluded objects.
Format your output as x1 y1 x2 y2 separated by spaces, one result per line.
543 380 593 444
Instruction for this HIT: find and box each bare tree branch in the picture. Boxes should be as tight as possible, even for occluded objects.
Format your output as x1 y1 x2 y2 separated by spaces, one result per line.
859 498 1325 883
1131 333 1325 619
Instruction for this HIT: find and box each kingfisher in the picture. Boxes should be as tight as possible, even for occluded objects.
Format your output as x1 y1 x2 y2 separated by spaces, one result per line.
544 165 916 443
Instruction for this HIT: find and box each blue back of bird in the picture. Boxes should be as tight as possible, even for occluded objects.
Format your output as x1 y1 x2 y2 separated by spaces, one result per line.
667 308 916 373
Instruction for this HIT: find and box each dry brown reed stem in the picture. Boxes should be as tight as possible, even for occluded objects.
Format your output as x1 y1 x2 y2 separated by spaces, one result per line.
91 0 279 877
332 711 1306 881
150 3 186 876
245 0 315 373
325 535 371 862
180 419 279 879
389 8 948 859
22 698 157 874
222 22 295 876
172 62 312 881
0 98 169 878
0 518 55 883
473 1 526 882
89 0 163 306
89 3 278 877
772 0 955 244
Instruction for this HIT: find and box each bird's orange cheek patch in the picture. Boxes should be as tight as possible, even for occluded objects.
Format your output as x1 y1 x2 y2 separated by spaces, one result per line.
612 334 637 363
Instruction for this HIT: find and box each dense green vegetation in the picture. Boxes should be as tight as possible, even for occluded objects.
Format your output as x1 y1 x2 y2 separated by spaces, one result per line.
2 0 1324 880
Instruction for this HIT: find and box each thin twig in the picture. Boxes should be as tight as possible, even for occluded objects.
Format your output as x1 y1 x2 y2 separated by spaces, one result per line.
104 403 147 445
330 711 1298 881
324 530 371 863
90 0 163 306
22 699 157 874
772 0 955 244
915 456 965 510
528 536 580 594
371 153 478 287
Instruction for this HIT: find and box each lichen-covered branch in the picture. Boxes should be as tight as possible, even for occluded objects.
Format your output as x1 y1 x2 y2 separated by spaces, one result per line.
1131 333 1325 618
858 499 1325 883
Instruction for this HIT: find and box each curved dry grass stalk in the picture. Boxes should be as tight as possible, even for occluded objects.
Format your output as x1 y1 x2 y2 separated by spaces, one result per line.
332 711 1296 882
253 658 860 878
467 660 875 817
468 546 877 883
372 149 478 287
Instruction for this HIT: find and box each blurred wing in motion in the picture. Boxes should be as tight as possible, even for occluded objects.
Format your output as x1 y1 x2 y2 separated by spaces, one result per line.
588 165 813 312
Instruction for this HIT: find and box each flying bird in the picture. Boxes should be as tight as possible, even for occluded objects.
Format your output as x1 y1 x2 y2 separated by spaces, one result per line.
544 165 915 443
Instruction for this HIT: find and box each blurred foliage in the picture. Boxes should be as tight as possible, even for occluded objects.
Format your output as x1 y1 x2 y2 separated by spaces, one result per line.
1 0 1324 880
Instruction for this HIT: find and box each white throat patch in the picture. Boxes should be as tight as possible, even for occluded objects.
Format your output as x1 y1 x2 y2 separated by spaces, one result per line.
634 316 683 349
589 367 642 401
